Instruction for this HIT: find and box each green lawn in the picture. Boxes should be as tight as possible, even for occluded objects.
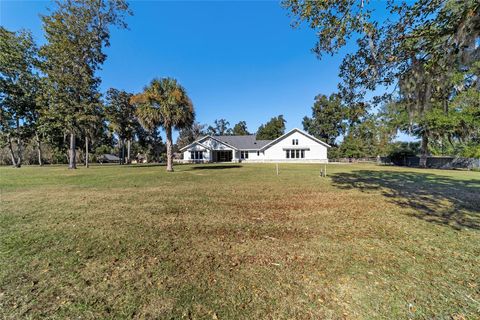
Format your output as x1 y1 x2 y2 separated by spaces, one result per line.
1 163 479 319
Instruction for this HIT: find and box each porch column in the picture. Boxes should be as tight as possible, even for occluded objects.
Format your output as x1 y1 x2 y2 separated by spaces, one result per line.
232 150 238 162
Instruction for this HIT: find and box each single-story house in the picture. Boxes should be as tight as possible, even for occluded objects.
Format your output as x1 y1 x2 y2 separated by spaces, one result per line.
180 128 331 163
98 154 121 163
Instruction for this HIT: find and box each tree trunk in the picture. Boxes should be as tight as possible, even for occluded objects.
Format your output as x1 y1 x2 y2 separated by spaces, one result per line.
166 126 174 172
85 135 89 168
16 137 23 168
122 138 125 165
69 132 77 169
419 133 428 168
7 136 18 167
119 139 123 165
15 118 22 168
36 132 43 166
127 139 131 164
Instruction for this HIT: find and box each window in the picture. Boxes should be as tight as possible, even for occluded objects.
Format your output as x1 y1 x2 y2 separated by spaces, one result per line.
191 151 203 160
241 151 249 159
257 151 260 156
285 149 307 159
292 139 298 145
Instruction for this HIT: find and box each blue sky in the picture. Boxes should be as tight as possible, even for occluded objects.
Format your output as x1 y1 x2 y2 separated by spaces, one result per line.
1 0 414 141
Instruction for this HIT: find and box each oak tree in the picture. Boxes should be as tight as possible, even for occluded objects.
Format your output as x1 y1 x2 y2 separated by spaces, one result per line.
40 0 130 169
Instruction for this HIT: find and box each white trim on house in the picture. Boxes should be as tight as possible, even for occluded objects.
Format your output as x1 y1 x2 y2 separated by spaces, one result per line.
260 128 331 150
187 141 212 151
181 128 330 163
179 135 238 152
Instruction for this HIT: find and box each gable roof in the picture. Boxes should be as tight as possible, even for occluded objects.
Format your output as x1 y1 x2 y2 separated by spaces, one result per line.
179 135 244 151
102 154 120 161
215 135 271 150
259 128 331 150
185 140 212 151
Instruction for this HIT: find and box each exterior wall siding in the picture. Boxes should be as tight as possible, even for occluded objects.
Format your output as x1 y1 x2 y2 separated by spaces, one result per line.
239 150 263 161
262 131 328 162
202 138 235 151
182 142 210 163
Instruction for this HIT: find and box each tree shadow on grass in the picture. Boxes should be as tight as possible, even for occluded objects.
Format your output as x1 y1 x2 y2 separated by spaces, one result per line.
330 170 480 230
126 163 166 168
191 165 242 170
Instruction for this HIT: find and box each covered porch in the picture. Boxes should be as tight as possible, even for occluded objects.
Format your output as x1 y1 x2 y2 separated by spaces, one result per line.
211 150 234 162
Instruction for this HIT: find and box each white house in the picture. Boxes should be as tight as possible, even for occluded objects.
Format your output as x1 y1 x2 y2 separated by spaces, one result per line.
180 128 330 163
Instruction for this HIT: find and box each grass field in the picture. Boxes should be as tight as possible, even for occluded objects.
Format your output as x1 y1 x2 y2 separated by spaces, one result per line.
1 163 479 319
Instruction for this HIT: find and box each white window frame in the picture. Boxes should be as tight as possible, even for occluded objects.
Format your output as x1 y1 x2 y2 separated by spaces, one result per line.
191 151 203 160
285 149 307 159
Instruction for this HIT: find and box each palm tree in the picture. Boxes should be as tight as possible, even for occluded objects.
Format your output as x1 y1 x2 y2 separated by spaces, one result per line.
132 78 194 172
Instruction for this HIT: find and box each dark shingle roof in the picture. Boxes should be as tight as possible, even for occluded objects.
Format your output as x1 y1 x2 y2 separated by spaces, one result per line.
214 135 271 150
102 154 120 161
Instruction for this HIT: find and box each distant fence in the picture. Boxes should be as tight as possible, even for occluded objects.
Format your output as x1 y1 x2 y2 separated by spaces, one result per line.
380 156 480 170
329 157 378 163
330 156 480 170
